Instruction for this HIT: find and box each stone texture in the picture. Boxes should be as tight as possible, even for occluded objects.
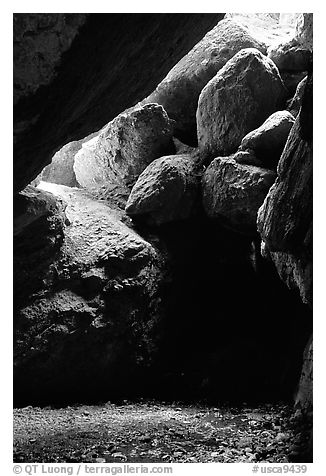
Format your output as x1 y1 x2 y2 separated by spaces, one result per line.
33 130 102 188
14 186 67 306
73 104 175 206
287 76 307 117
268 41 312 72
233 150 263 168
34 141 81 187
125 155 198 225
13 14 87 105
202 157 276 234
239 111 295 169
257 75 312 305
295 14 313 51
14 13 225 193
142 19 266 143
197 48 286 159
14 182 168 403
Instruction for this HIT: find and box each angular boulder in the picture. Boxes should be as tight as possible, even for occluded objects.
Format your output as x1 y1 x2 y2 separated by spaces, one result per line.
197 48 286 159
239 110 295 169
14 182 168 404
73 104 175 205
142 19 266 144
202 157 276 234
126 155 198 225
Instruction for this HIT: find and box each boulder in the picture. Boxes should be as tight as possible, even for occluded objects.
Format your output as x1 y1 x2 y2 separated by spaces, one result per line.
233 150 263 168
14 182 168 404
202 157 276 234
268 41 312 72
33 141 81 187
197 48 286 159
257 75 312 305
126 155 198 225
33 130 102 188
73 104 175 205
142 19 266 144
14 186 67 306
239 110 295 169
287 76 307 117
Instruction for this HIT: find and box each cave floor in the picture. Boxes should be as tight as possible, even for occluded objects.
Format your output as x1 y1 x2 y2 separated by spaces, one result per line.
13 401 309 463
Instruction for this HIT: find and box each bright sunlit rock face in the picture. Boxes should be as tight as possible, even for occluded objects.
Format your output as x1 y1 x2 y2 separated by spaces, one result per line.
225 13 300 47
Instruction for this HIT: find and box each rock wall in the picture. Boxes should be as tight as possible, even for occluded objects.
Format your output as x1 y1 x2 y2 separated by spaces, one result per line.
257 75 312 306
257 74 313 417
14 14 87 105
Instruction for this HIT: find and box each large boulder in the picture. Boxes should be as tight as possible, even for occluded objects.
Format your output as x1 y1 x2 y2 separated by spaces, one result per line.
142 19 266 144
73 104 175 205
202 157 276 234
14 182 168 404
197 48 287 159
257 75 312 305
239 110 295 169
125 155 198 225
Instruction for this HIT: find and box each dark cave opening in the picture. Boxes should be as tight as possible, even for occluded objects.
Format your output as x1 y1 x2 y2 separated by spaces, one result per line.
146 215 312 404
